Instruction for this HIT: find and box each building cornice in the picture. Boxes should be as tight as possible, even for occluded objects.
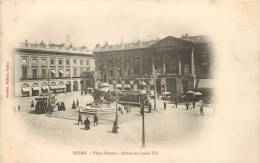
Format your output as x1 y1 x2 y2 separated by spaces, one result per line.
15 47 94 57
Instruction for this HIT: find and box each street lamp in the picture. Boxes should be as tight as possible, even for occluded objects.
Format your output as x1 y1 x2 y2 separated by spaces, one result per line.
114 66 120 120
139 80 147 148
151 64 159 111
93 71 97 89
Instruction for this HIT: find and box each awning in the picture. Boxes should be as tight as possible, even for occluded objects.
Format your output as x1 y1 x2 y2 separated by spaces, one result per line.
197 79 215 89
123 84 131 88
50 85 65 90
162 91 171 95
116 84 122 88
21 87 30 92
139 90 147 94
59 70 64 74
139 81 147 86
100 87 109 92
32 87 39 91
41 86 49 90
51 70 56 73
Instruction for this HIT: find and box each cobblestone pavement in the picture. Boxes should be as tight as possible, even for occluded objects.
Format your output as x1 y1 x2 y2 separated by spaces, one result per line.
14 92 214 148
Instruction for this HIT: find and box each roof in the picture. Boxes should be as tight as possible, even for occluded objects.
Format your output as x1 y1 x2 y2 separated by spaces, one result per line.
15 46 94 57
149 36 193 49
181 35 209 44
94 35 206 53
94 39 160 52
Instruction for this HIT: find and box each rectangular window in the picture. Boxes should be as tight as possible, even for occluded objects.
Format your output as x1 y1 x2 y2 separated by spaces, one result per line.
184 64 190 75
124 56 130 64
134 56 139 64
86 67 90 72
42 69 47 78
21 57 28 64
58 70 63 77
32 58 37 65
58 59 63 65
109 69 113 76
143 56 149 73
108 58 113 64
73 68 77 77
50 59 55 65
86 60 89 65
73 59 77 65
166 57 177 73
50 70 55 78
133 66 139 74
125 64 130 75
80 59 83 65
41 58 47 65
22 67 28 78
66 69 70 77
80 67 84 75
32 69 37 78
116 57 121 65
66 59 70 65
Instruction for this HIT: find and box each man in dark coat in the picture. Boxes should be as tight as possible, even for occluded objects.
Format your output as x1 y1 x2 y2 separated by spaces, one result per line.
57 102 61 111
118 106 123 115
185 102 190 110
94 114 98 126
175 96 178 108
84 117 90 130
78 110 83 125
76 99 79 107
31 99 35 108
192 98 196 109
148 102 152 113
61 102 66 110
72 100 76 109
163 101 167 110
200 103 204 116
112 117 118 134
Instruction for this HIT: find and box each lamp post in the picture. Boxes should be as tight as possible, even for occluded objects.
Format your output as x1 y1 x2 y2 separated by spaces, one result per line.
114 66 120 119
47 69 51 115
139 80 147 148
151 64 159 111
93 71 97 89
141 96 145 148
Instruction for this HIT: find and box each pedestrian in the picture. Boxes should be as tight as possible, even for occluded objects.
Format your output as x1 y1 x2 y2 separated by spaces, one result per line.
140 106 143 115
72 100 76 109
78 110 83 125
94 113 98 126
192 98 196 109
200 102 204 116
61 102 66 110
112 117 118 134
31 99 35 108
175 96 178 108
57 102 61 111
18 105 21 112
118 106 123 114
185 102 189 110
148 102 152 113
76 99 79 107
84 117 90 130
164 101 167 110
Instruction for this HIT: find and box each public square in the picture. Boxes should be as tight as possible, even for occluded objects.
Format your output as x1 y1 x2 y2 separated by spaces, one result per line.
14 92 214 148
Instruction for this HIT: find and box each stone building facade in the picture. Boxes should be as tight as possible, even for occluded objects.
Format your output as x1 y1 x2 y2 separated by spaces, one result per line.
13 42 95 97
94 35 212 95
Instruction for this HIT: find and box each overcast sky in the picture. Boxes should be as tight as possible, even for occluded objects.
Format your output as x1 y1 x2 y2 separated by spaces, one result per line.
6 1 215 50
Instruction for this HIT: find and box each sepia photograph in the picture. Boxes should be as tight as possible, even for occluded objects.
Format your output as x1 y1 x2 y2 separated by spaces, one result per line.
1 0 259 163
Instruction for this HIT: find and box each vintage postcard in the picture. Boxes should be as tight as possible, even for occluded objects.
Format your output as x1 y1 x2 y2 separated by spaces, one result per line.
1 0 260 163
